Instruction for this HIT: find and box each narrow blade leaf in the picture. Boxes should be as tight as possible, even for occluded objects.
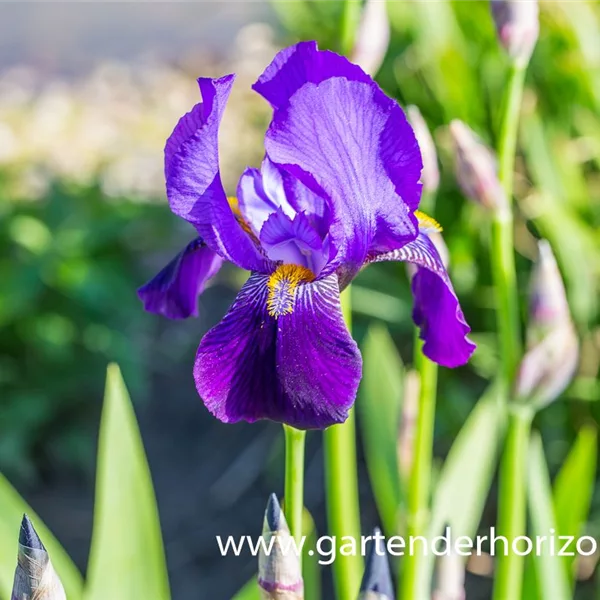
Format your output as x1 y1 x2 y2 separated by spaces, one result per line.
84 364 170 600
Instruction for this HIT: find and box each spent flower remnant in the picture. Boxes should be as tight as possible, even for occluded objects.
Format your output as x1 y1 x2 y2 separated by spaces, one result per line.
491 0 540 67
449 120 508 214
139 42 475 429
11 515 66 600
258 494 303 600
515 240 579 408
351 0 391 77
407 105 440 194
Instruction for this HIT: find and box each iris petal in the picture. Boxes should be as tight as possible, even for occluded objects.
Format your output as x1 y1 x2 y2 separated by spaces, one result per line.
252 40 371 110
138 237 222 319
194 272 361 429
371 234 476 367
260 43 422 277
165 75 267 272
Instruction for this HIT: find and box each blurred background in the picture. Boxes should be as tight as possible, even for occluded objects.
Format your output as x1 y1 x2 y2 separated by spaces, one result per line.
0 1 599 598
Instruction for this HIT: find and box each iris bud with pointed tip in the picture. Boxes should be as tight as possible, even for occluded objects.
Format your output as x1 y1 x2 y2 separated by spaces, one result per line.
515 240 579 408
351 0 390 76
449 120 508 214
358 528 394 600
258 494 303 599
407 105 439 194
491 0 539 67
11 515 66 600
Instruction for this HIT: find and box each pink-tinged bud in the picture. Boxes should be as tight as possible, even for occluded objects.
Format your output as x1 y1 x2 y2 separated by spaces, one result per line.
407 105 440 194
432 538 466 600
515 240 579 408
11 515 66 600
528 240 570 343
351 0 390 76
491 0 540 67
449 120 508 214
258 494 303 599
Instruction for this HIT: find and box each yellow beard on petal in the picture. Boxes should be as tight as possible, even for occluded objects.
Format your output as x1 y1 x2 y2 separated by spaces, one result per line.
267 264 315 317
415 210 443 233
228 196 255 237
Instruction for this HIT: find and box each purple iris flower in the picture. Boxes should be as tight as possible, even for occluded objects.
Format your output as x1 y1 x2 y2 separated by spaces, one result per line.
138 42 475 429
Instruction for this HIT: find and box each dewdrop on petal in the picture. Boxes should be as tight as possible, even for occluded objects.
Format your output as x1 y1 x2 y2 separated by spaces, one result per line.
258 494 303 600
11 515 66 600
491 0 540 67
407 105 439 194
449 120 508 214
358 528 394 600
351 0 390 76
515 240 579 408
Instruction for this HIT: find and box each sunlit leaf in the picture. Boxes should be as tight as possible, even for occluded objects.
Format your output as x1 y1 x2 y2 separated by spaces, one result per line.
522 433 570 600
84 364 170 600
358 324 404 536
553 424 597 588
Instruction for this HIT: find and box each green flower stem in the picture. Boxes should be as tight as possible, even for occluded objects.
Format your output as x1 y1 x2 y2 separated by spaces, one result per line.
492 61 527 395
323 287 363 600
490 212 522 393
492 405 534 600
498 63 527 198
340 0 361 57
399 338 438 600
283 424 306 561
492 58 531 600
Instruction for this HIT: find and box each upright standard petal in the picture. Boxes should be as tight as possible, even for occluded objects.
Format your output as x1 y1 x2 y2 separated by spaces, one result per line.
260 43 422 276
137 238 222 319
370 234 475 367
194 270 361 429
165 75 266 272
252 41 372 110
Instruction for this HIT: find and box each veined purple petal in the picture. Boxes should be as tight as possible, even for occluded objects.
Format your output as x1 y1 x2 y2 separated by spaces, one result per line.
165 75 267 272
260 43 422 276
370 234 475 367
137 238 222 319
260 209 329 275
237 158 296 236
252 41 372 110
237 157 331 239
194 271 361 429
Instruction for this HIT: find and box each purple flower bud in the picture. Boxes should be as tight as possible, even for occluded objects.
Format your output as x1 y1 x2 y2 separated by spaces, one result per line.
491 0 540 66
407 106 440 194
351 0 390 76
258 494 303 599
515 241 579 408
528 240 570 343
358 528 394 600
449 120 508 214
11 515 66 600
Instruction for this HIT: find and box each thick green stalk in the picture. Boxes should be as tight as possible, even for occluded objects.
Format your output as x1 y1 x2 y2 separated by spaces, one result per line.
492 61 527 395
492 59 531 600
490 213 522 393
498 64 527 198
399 339 438 600
283 424 306 561
323 287 363 600
492 405 533 600
339 0 361 57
